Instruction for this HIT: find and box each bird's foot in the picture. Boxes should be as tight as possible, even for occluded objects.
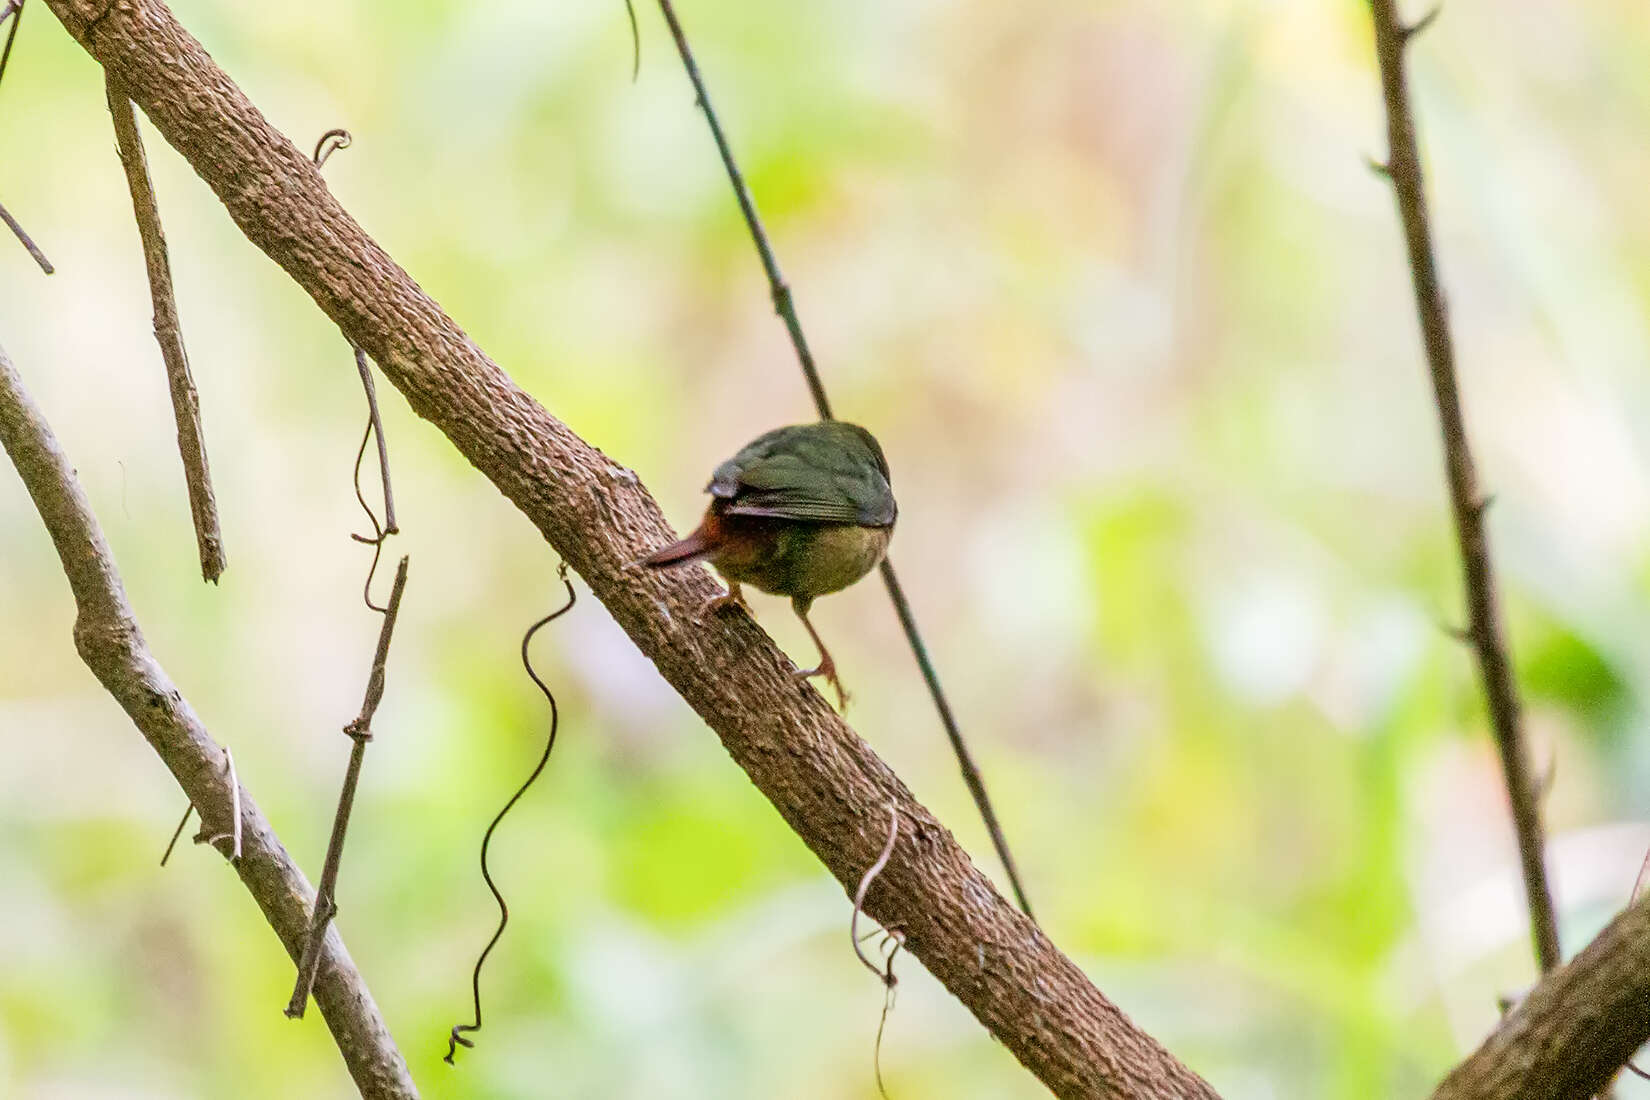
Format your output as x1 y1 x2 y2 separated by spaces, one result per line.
794 656 850 710
700 585 748 622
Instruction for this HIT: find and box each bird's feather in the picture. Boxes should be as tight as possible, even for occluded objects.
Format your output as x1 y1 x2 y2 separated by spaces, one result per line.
708 422 896 527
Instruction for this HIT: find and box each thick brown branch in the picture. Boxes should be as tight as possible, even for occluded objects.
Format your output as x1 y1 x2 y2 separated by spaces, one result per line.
1431 897 1650 1099
40 1 1217 1094
1367 0 1561 972
0 339 416 1097
105 74 226 583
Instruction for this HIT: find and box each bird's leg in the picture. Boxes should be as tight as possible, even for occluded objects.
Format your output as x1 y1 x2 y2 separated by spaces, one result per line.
701 580 748 619
791 596 848 709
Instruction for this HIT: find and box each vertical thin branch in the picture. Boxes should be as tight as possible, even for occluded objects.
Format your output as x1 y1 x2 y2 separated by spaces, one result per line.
652 0 1035 918
287 555 411 1018
105 75 226 583
1367 1 1561 972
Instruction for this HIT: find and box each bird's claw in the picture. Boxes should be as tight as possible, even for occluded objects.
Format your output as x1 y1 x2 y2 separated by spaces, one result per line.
699 588 748 622
794 661 850 710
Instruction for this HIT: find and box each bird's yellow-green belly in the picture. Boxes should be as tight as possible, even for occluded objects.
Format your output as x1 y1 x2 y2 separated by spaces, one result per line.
714 523 891 600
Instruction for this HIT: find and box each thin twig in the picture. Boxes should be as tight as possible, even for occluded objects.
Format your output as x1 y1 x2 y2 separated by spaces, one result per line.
0 0 23 95
1366 0 1561 975
352 346 398 536
105 75 226 583
287 555 410 1019
0 199 52 274
159 800 192 866
0 335 416 1096
651 0 1035 919
447 568 577 1064
851 803 899 978
622 0 639 81
850 804 903 1100
1 1 53 279
872 932 903 1100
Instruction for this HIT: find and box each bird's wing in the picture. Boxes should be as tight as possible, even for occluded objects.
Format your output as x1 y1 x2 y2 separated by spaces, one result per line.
709 424 896 526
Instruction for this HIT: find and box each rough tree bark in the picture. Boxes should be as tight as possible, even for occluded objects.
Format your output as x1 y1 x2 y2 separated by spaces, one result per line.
0 341 418 1099
21 0 1650 1096
1431 896 1650 1100
37 1 1217 1097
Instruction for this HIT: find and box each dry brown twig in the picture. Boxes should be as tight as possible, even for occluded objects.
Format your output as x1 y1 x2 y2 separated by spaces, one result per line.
287 555 411 1020
0 336 418 1098
851 804 904 1100
104 73 226 582
0 1 55 275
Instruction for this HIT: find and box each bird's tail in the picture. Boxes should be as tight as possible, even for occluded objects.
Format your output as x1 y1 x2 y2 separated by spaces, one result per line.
637 528 716 569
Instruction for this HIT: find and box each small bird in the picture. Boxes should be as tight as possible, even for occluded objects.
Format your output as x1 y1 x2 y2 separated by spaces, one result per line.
641 421 897 707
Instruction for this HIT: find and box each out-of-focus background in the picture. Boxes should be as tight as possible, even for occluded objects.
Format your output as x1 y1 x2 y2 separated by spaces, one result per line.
3 0 1649 1095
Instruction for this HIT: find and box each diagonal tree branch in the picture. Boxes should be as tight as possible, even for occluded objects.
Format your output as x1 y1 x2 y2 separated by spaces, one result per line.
1430 895 1650 1100
1366 0 1562 973
0 339 417 1098
37 1 1215 1094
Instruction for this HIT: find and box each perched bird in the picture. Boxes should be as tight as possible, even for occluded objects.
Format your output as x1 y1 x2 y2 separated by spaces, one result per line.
641 421 897 707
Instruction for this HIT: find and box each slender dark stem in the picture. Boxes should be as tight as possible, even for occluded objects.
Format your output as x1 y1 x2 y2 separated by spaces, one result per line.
105 75 226 582
652 0 831 419
286 555 410 1019
622 0 639 82
447 571 578 1064
1367 0 1560 972
0 198 52 274
651 0 1034 918
0 0 23 97
159 800 193 866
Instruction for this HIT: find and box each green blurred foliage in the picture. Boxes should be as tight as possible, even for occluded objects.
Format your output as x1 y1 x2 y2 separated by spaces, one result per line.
4 0 1650 1096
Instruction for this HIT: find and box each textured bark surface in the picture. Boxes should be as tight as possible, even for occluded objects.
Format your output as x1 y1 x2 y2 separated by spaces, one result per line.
0 342 417 1099
35 1 1224 1096
1431 898 1650 1099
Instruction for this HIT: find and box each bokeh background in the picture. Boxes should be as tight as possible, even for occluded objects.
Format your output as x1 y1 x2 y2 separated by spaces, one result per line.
4 0 1650 1095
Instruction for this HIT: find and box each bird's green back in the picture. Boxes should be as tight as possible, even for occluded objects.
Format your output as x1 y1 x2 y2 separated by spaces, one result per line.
708 421 896 527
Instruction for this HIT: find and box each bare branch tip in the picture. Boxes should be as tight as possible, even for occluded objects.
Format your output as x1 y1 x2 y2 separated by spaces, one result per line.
1442 621 1476 646
0 199 55 275
1364 154 1393 180
159 800 194 866
1401 3 1443 42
